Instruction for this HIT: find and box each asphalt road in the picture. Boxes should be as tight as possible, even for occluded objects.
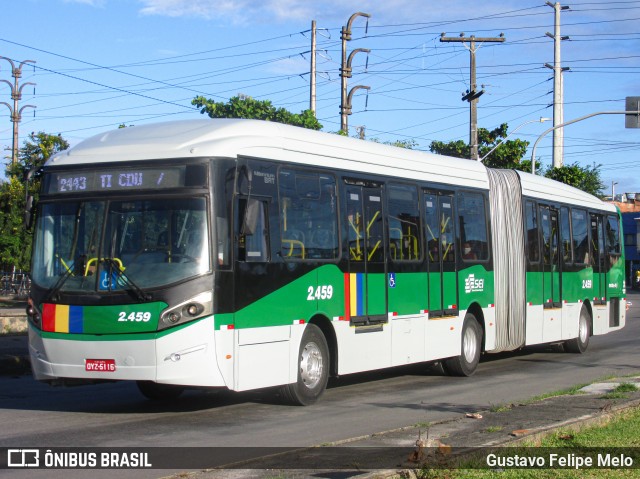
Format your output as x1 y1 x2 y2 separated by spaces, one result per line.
1 292 639 478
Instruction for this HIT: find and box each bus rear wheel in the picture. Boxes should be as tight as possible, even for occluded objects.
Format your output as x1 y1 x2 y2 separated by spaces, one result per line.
280 324 329 406
564 307 591 354
442 313 482 377
136 381 184 401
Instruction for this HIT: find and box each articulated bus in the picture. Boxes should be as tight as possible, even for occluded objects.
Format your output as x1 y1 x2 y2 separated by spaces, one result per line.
26 119 626 405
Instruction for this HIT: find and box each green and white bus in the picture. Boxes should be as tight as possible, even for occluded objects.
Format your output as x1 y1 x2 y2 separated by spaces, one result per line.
26 119 626 405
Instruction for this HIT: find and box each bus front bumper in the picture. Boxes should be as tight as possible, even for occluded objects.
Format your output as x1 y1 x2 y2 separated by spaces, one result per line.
28 316 229 387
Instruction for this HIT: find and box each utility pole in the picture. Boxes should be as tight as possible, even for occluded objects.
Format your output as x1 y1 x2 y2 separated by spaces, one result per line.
440 33 505 161
310 20 317 115
0 57 36 169
340 12 370 134
545 1 570 168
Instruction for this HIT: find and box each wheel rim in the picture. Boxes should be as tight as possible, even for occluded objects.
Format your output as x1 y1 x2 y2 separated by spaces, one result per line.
300 341 323 389
579 313 589 343
463 326 478 364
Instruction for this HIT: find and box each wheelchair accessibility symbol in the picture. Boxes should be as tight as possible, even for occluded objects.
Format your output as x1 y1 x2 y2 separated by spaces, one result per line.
389 273 396 288
99 271 118 291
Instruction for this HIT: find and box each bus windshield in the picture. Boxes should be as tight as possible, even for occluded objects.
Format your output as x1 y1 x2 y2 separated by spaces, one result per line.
31 197 210 292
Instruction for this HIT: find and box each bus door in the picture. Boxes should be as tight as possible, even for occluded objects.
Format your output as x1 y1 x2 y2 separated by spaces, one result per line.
345 182 387 326
590 214 606 305
541 205 562 340
424 190 457 317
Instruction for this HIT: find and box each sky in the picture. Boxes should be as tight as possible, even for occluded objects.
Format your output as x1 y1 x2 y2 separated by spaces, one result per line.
1 0 639 196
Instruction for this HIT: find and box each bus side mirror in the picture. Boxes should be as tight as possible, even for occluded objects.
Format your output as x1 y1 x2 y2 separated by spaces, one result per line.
24 195 35 230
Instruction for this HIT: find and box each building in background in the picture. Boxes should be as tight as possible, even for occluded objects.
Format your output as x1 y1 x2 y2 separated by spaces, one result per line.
614 194 640 289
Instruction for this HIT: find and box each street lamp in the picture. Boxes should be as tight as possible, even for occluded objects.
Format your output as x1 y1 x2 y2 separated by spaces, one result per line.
612 181 618 201
531 108 640 175
479 117 550 163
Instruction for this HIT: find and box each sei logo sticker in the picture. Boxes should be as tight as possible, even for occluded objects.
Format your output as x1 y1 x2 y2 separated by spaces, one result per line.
465 273 484 294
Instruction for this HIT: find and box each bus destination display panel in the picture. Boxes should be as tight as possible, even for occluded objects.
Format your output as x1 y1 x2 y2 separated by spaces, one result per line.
46 167 186 194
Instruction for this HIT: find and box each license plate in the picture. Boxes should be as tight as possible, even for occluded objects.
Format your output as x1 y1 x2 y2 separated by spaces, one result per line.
85 359 116 372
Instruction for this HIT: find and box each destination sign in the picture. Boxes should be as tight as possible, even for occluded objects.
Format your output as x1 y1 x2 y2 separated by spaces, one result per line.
45 167 187 194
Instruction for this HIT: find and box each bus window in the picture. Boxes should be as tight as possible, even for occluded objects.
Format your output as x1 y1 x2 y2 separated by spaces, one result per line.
606 215 621 267
238 198 269 262
571 209 588 264
440 198 455 263
457 192 488 262
540 206 552 265
388 184 421 261
425 194 439 263
560 206 572 264
525 200 539 263
278 169 338 260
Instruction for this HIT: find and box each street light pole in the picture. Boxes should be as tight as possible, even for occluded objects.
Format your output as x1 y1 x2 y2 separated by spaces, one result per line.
530 110 640 174
340 12 370 134
0 57 36 169
479 117 550 163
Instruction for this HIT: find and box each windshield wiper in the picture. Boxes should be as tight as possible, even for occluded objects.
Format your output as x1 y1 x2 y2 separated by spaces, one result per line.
102 258 151 302
45 266 75 303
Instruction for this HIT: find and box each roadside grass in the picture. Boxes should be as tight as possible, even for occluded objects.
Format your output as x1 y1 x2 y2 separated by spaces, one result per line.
486 374 640 414
417 404 640 479
600 383 639 400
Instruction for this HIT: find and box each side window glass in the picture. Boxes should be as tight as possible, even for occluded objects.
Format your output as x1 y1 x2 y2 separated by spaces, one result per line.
525 200 539 263
440 196 455 263
425 194 439 263
457 192 488 262
238 198 269 262
279 169 338 261
540 206 552 266
571 209 588 264
590 215 604 267
606 215 621 255
560 206 572 264
606 215 621 268
388 184 421 261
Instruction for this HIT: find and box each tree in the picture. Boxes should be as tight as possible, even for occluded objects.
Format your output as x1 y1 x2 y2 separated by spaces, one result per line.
6 131 70 180
429 123 535 172
192 95 322 130
0 177 31 270
0 132 70 271
544 162 604 197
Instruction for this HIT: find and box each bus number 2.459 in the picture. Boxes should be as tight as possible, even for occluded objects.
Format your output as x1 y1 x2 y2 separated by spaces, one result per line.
307 285 333 301
118 312 152 322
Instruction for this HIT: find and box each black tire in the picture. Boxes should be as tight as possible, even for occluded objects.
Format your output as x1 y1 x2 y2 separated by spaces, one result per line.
280 324 329 406
136 380 184 400
564 306 591 354
442 313 482 377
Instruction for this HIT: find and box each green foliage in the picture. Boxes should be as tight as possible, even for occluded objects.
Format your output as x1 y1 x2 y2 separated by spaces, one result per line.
544 162 604 197
429 123 536 172
192 95 322 130
1 132 70 271
368 137 417 149
0 177 30 270
383 139 417 149
5 131 70 180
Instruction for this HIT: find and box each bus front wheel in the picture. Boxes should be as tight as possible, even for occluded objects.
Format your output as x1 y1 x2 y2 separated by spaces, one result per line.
280 324 329 406
442 313 482 377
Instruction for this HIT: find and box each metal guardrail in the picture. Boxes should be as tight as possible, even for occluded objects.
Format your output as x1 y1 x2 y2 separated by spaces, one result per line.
0 271 30 297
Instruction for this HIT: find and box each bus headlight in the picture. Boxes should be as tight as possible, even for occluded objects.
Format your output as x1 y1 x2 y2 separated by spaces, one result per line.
159 291 212 330
26 298 41 328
